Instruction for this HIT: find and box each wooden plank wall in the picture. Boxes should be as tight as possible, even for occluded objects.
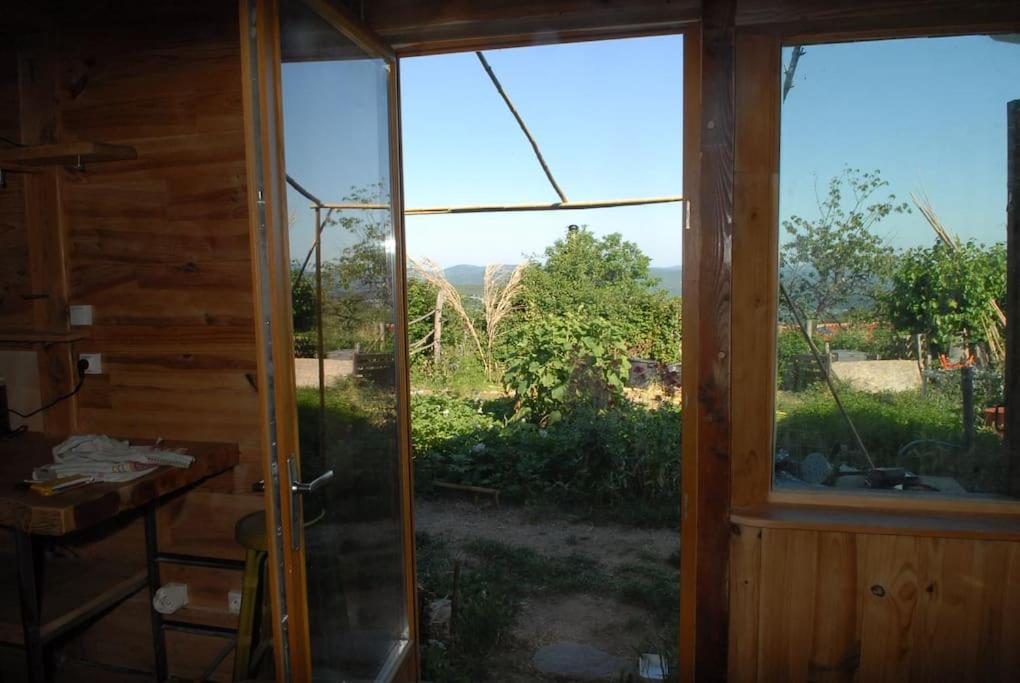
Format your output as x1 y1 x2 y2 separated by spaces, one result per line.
0 48 31 330
729 524 1020 682
1 2 261 679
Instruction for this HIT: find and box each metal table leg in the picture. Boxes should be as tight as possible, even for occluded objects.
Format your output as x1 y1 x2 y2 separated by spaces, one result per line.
144 503 168 681
14 528 46 683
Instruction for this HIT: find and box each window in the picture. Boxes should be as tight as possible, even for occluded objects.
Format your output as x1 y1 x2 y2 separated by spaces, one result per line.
773 34 1019 499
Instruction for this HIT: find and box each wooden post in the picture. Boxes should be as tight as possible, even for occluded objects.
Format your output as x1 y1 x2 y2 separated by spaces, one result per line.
18 43 76 436
679 2 735 680
432 289 445 364
1006 99 1019 497
962 365 975 452
915 333 926 397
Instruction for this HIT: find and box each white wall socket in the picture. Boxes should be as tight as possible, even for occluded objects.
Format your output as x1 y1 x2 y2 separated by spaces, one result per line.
228 590 242 615
79 353 102 375
69 305 94 326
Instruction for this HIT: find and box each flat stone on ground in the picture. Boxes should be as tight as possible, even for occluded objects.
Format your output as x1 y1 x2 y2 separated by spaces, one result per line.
532 641 632 680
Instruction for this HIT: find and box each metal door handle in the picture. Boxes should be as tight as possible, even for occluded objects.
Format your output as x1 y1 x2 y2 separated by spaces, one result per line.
287 457 332 551
291 469 334 494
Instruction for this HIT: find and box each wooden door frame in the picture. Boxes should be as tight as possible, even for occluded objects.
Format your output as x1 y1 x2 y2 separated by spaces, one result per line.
242 3 704 679
239 0 418 680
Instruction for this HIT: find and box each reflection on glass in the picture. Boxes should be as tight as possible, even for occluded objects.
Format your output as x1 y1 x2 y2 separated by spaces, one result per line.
774 34 1019 499
279 0 408 678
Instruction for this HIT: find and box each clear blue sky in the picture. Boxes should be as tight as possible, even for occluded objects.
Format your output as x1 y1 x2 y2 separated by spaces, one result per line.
400 36 685 268
280 32 1019 270
780 35 1020 250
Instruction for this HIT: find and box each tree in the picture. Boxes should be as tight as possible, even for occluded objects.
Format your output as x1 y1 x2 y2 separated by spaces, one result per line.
781 168 908 322
882 240 1006 355
517 227 682 363
291 264 316 333
501 309 631 424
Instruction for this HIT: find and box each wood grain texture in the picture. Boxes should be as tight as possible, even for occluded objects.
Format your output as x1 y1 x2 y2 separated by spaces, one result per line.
735 0 1020 40
678 26 702 683
733 503 1020 541
731 524 1020 682
0 2 260 675
0 433 239 535
365 0 700 55
680 1 736 680
727 524 761 682
730 31 780 507
19 42 77 436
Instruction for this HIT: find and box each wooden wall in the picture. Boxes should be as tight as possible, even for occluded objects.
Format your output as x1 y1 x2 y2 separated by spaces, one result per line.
1 2 262 679
729 524 1020 682
0 48 31 330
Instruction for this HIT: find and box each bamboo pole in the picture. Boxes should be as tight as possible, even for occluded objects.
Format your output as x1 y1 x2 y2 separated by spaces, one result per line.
314 207 326 468
475 51 569 203
314 195 684 214
781 285 876 470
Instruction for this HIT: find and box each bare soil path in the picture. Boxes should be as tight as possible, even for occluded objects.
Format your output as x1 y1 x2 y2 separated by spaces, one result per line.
416 498 680 681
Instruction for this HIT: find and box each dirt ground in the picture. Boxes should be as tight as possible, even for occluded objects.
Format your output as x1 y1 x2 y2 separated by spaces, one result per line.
416 498 680 681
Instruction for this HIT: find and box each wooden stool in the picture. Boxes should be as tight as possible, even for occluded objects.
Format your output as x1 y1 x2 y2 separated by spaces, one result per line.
233 511 269 682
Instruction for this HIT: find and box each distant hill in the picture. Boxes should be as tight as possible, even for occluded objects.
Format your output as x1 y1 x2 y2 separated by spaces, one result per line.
648 266 682 296
419 263 682 296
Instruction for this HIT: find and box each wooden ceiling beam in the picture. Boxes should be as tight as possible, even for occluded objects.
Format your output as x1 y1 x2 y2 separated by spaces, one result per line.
363 0 700 55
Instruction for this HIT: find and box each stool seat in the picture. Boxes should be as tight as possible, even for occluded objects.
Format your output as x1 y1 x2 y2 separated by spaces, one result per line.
235 511 267 553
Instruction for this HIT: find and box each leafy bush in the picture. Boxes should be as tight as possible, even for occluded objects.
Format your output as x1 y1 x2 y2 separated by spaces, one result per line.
293 331 318 358
291 266 316 333
776 327 812 389
776 385 1005 492
410 394 498 456
924 366 1004 411
412 394 681 525
517 227 682 364
882 240 1006 353
501 311 631 424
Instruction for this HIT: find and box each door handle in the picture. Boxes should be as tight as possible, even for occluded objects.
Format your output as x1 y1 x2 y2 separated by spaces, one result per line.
287 457 334 551
291 469 334 494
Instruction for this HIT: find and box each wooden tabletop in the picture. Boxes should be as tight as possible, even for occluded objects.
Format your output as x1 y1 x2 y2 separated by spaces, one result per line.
0 433 239 536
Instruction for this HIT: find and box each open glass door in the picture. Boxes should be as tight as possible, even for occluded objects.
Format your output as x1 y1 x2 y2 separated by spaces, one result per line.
241 0 416 680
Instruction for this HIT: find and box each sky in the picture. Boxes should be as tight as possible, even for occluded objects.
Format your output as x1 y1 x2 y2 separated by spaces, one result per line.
279 30 1019 271
779 35 1020 251
399 36 685 268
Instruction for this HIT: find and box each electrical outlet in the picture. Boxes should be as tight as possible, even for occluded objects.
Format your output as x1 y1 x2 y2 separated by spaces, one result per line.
69 305 94 326
228 590 242 615
79 353 102 375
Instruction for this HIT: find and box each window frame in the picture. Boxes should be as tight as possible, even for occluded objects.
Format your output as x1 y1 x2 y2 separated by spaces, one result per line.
731 27 1020 516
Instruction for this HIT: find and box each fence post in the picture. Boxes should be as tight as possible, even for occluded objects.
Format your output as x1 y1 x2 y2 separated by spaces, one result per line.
962 365 975 452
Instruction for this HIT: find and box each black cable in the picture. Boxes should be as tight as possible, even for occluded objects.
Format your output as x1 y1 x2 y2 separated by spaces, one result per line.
8 359 89 419
0 135 25 148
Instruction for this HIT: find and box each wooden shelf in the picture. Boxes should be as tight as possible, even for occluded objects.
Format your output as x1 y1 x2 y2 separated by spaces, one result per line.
0 555 146 645
0 142 136 169
0 330 88 347
731 503 1020 542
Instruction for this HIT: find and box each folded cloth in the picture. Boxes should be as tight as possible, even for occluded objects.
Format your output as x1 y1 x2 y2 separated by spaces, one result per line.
33 434 193 483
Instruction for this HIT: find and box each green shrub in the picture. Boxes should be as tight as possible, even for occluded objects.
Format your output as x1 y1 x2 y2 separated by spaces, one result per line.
776 327 812 389
501 310 631 424
882 240 1006 354
293 331 318 358
411 394 681 525
410 394 499 456
824 324 912 359
776 385 1005 492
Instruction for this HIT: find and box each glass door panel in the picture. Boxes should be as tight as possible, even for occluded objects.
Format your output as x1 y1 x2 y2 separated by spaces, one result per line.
277 0 410 679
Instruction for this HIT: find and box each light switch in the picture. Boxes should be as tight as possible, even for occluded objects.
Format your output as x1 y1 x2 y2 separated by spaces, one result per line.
69 305 94 326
